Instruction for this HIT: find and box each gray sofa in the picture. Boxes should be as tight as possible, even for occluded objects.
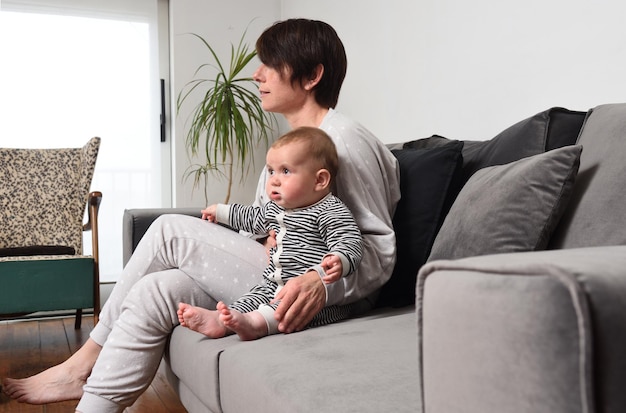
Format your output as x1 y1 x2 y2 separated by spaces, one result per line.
122 103 626 413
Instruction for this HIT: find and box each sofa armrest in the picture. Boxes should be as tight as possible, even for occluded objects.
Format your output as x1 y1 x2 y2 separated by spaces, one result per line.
415 246 626 413
122 208 202 267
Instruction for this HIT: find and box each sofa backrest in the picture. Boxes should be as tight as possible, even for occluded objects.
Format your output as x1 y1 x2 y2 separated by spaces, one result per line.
549 103 626 249
378 107 586 308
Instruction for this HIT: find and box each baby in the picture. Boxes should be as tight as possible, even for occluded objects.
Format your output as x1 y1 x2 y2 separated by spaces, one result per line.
177 126 363 340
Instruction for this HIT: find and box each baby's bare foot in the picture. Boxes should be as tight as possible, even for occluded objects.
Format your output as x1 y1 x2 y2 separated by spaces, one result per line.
178 302 230 338
218 304 268 341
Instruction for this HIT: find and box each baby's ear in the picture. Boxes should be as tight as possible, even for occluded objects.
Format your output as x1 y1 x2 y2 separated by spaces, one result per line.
315 169 332 191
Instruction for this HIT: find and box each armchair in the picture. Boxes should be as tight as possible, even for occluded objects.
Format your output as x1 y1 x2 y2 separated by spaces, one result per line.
0 137 102 328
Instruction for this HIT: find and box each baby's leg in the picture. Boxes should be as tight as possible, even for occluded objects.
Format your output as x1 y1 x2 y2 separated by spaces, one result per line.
218 302 269 341
177 303 231 338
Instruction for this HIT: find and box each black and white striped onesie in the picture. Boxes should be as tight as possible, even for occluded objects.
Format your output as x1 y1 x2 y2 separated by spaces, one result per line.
215 192 363 333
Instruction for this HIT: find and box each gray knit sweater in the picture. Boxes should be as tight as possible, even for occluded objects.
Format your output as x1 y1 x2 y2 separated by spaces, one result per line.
253 109 400 306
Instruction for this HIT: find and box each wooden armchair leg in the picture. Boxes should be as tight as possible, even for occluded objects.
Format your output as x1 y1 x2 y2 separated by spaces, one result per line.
75 309 83 329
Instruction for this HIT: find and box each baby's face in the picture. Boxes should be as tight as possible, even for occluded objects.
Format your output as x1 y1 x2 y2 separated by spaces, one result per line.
265 141 325 209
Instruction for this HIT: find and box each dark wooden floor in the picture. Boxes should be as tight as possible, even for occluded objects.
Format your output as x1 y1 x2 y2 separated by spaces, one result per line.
0 316 187 413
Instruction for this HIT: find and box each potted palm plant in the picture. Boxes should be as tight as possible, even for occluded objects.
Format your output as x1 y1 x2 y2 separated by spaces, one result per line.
177 28 276 203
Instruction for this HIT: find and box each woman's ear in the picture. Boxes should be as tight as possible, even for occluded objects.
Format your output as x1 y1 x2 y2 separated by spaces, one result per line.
305 64 324 90
315 168 331 191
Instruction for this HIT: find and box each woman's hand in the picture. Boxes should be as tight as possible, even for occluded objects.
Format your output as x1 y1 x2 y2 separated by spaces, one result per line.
272 270 325 333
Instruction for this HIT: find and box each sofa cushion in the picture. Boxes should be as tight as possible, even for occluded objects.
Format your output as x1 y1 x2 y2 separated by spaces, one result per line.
218 308 419 413
377 141 464 307
167 308 418 413
404 107 587 184
0 257 94 313
166 326 238 413
428 145 582 261
0 245 75 257
549 103 626 249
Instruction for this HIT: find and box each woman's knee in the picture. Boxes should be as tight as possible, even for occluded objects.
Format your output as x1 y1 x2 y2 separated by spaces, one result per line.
122 270 214 328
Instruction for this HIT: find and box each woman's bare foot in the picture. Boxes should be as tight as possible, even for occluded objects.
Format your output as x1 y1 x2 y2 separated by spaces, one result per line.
1 339 101 404
218 303 268 341
177 302 231 338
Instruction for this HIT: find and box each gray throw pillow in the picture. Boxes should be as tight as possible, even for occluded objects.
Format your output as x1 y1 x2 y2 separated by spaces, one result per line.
428 145 582 261
403 107 587 185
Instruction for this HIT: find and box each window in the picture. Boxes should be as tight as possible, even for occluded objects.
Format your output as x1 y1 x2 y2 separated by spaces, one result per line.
0 0 171 282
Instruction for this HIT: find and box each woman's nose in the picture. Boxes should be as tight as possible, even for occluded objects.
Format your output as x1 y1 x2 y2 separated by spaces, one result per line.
252 64 264 82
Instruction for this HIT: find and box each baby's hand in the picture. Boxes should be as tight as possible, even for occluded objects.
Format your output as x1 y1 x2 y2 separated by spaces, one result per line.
321 255 343 284
201 205 218 222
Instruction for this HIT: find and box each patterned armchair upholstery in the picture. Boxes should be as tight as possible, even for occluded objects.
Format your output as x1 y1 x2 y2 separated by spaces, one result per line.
0 137 102 328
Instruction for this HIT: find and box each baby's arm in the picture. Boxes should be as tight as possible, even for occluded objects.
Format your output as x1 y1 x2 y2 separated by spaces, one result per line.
318 199 363 279
321 254 343 284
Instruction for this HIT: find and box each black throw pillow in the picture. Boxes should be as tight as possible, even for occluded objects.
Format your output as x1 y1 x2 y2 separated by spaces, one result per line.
376 140 464 308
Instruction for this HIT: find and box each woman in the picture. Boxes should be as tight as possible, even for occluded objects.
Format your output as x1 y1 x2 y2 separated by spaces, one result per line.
2 18 400 412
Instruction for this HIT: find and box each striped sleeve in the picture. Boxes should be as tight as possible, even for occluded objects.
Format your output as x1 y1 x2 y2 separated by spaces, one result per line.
227 203 271 236
317 197 363 276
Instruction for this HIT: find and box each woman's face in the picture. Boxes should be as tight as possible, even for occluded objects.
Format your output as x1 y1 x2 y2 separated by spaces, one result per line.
253 64 307 116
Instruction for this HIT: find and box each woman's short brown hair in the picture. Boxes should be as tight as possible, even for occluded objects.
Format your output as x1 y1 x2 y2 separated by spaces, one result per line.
256 18 347 109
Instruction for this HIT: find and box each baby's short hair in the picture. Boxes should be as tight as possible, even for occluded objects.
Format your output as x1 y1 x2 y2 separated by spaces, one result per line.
272 126 339 179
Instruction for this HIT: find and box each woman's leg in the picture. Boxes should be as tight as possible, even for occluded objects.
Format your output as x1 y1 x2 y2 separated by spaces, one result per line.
1 339 101 404
3 214 267 408
76 215 267 411
77 269 214 412
93 214 267 345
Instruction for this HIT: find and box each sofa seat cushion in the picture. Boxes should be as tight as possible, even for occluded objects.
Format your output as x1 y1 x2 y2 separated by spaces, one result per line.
167 326 239 413
219 307 418 413
0 256 94 314
167 307 418 413
0 245 75 257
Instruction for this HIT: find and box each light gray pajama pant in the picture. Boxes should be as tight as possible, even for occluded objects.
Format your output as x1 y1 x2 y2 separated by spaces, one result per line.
76 214 267 413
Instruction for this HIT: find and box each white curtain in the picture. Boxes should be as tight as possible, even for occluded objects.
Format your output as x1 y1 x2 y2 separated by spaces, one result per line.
0 0 171 282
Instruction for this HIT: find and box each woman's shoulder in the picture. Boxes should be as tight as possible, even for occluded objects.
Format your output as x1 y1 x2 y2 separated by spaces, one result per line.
322 109 377 146
321 109 395 161
321 109 363 136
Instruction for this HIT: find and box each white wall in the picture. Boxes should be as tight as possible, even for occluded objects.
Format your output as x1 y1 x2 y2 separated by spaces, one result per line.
283 0 626 141
171 0 626 206
170 0 282 207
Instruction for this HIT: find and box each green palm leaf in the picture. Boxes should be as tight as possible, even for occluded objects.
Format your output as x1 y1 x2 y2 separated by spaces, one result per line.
177 26 276 203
